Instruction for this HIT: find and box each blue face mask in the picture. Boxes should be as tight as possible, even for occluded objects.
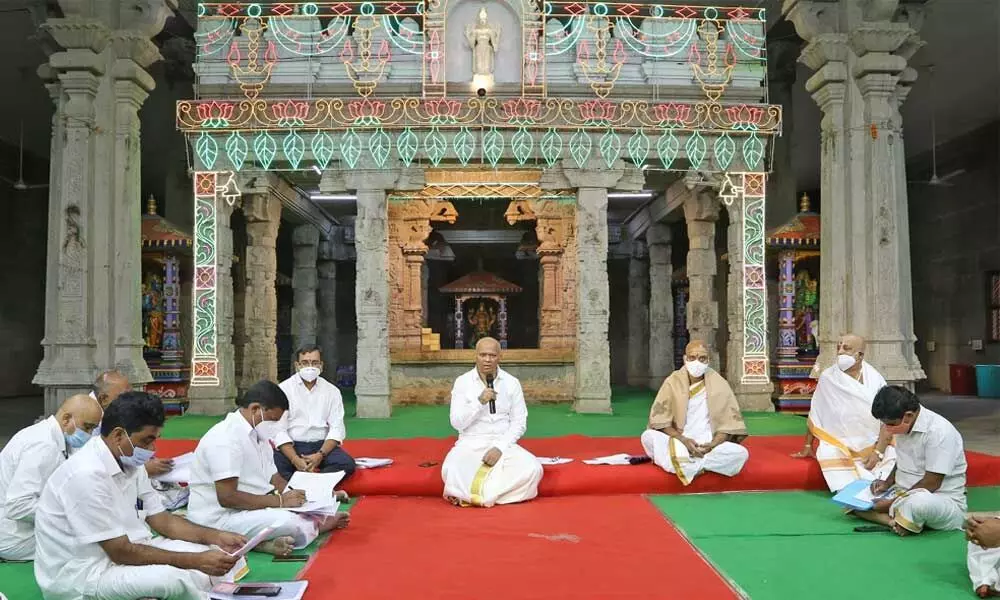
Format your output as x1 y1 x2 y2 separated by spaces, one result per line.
64 419 91 450
119 434 155 470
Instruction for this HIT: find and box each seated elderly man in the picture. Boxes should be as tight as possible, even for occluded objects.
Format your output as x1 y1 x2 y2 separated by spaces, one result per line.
442 337 543 507
33 392 246 600
0 394 102 561
91 369 174 479
968 514 1000 597
641 340 749 486
855 386 967 537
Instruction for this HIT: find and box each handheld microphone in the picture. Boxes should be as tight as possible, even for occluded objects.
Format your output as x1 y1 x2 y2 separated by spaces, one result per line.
486 374 496 414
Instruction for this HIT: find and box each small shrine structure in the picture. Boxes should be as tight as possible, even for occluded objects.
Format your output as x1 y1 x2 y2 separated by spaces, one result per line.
440 270 523 349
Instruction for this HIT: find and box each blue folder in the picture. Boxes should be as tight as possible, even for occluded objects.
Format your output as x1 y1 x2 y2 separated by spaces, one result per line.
831 478 879 511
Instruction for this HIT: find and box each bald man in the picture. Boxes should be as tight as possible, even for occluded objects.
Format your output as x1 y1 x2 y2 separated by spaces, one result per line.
792 333 895 492
0 394 103 560
442 337 543 507
641 341 749 486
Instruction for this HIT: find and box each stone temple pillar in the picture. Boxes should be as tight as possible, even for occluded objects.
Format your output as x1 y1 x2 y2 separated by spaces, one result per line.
188 201 238 414
291 225 320 360
647 223 674 390
784 0 925 385
563 160 629 414
684 191 721 367
33 3 174 413
240 190 282 393
627 240 649 387
317 239 339 371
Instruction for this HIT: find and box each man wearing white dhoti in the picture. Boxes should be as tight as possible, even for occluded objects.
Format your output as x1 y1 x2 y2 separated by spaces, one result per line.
188 380 349 557
34 392 246 600
792 334 895 492
641 340 749 486
855 386 967 537
967 515 1000 597
442 337 543 507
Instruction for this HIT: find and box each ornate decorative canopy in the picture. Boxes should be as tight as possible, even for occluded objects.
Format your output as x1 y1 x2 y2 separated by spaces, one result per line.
766 193 820 249
141 195 192 251
440 271 523 295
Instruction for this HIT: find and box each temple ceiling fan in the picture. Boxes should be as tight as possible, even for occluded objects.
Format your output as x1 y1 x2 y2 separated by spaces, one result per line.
0 121 48 191
909 65 965 187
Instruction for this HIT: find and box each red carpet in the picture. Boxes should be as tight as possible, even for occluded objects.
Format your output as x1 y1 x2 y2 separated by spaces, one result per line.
155 435 1000 497
300 495 741 599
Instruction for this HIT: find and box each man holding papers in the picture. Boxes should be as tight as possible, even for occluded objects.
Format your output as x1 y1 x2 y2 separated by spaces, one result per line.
967 515 1000 597
34 392 246 600
792 334 895 492
187 380 348 557
273 344 356 482
441 337 543 507
641 340 749 486
853 386 967 536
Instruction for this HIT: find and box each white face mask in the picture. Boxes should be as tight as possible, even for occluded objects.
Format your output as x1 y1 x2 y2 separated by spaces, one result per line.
298 366 321 383
685 360 709 379
837 354 857 371
254 408 276 441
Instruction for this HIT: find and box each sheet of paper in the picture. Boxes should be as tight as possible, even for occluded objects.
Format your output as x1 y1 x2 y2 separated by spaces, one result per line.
226 519 285 557
355 457 393 469
152 452 194 484
583 453 632 465
855 486 876 503
536 457 573 465
287 499 340 516
286 471 346 502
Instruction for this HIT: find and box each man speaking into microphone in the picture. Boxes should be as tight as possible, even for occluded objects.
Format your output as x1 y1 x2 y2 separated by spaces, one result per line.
441 337 543 507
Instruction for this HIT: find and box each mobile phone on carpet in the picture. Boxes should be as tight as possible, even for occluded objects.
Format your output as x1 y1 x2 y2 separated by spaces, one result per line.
273 553 310 562
853 525 888 533
233 584 282 596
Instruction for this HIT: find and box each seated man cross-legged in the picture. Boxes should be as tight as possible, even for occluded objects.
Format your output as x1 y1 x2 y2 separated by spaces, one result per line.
33 392 246 600
641 340 749 486
967 514 1000 597
854 385 967 536
187 379 349 557
442 337 543 507
273 344 356 482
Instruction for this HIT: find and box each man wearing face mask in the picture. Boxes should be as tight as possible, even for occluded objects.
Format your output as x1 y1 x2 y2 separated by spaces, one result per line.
187 380 349 557
33 392 247 600
273 344 356 481
0 394 102 561
854 385 967 537
792 334 895 492
641 340 749 486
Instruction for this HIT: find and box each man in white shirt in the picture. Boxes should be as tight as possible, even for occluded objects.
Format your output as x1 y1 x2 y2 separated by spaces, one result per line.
967 515 1000 597
187 380 349 557
34 392 246 600
792 334 895 492
641 340 749 486
273 344 356 481
441 337 543 507
91 369 174 479
856 385 967 536
0 394 102 561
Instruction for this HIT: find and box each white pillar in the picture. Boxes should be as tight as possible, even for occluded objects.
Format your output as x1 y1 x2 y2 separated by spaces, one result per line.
683 191 721 367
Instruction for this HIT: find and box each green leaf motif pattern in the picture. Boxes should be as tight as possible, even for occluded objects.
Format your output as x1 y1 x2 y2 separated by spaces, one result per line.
600 129 622 169
397 128 418 167
657 130 680 170
569 130 592 168
225 132 248 171
512 127 533 165
742 132 765 171
686 131 707 170
540 128 563 167
341 129 362 169
196 132 219 170
627 130 649 168
453 128 476 166
424 127 447 166
283 130 306 170
254 132 277 170
483 128 504 168
714 133 736 171
369 128 392 168
311 131 335 169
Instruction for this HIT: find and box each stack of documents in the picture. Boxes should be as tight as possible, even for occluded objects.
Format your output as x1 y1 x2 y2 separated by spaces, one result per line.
209 581 309 600
286 471 345 516
832 479 904 511
583 453 633 465
355 457 393 469
152 452 194 484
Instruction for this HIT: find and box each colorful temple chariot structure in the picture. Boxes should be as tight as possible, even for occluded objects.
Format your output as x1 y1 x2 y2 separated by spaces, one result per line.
767 193 820 413
178 0 783 416
140 195 193 414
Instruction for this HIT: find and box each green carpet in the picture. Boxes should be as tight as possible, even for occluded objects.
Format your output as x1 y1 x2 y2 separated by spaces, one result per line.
162 388 806 440
651 488 1000 600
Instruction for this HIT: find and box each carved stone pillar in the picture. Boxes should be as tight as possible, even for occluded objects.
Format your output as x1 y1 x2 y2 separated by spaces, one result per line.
784 0 925 385
684 191 721 367
647 223 674 390
291 225 320 359
240 191 282 392
766 37 801 228
627 240 649 387
317 241 339 371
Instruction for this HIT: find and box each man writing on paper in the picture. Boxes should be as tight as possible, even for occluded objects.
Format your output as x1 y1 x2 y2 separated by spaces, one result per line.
273 344 356 482
33 392 246 600
641 340 749 486
855 386 967 536
442 337 543 507
0 394 102 561
792 333 895 491
967 515 1000 597
187 380 348 557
